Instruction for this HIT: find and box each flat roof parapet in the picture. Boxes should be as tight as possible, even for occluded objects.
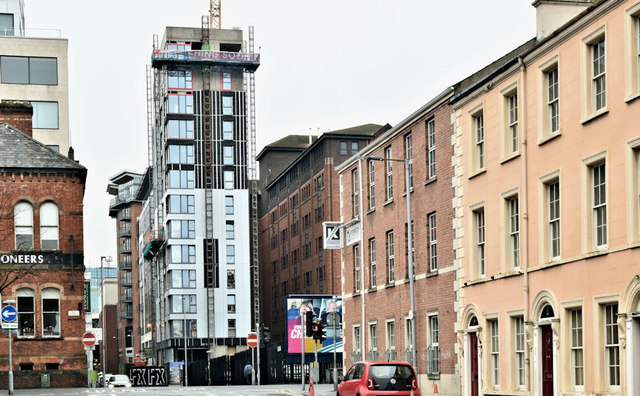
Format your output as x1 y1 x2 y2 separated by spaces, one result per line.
151 49 260 71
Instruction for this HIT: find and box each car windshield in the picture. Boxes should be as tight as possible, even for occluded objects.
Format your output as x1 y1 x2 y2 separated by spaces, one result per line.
368 364 414 391
113 375 128 382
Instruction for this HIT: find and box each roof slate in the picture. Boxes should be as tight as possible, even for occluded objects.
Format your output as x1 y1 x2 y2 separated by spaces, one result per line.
0 123 86 171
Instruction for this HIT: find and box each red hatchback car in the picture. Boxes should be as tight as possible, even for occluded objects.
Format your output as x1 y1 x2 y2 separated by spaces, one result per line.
337 361 420 396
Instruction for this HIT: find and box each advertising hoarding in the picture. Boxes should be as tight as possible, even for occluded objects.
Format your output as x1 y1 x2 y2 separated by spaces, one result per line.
286 295 343 354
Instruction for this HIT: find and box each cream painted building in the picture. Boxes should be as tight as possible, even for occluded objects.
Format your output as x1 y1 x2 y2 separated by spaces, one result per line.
453 0 640 395
0 0 70 155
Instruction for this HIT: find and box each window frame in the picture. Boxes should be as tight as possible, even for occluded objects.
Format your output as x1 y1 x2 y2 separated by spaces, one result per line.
222 71 232 91
385 147 393 201
0 56 58 85
386 230 395 283
624 5 640 100
581 26 608 122
14 201 33 250
31 101 59 129
353 244 360 292
603 303 620 387
501 83 519 159
489 319 500 387
17 289 35 338
405 133 413 189
368 160 376 210
473 206 486 278
427 118 436 179
428 212 437 272
369 237 376 288
570 307 585 388
352 168 359 218
42 288 60 338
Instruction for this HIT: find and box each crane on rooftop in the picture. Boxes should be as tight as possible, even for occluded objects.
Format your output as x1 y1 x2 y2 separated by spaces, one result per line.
210 0 221 29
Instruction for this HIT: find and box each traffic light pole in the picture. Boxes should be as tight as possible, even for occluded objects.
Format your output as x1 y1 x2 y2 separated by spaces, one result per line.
301 310 305 391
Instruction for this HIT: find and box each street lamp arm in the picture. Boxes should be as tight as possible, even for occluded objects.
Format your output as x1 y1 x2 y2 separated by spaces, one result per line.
365 156 407 164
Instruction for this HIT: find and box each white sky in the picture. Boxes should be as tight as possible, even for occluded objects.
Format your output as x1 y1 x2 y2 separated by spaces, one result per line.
25 0 536 267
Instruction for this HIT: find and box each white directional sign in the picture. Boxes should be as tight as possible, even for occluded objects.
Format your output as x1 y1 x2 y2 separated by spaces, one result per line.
346 223 361 246
1 322 17 329
323 222 343 250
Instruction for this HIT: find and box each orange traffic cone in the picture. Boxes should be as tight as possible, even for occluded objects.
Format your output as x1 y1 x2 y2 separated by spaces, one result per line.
434 383 439 396
308 375 315 396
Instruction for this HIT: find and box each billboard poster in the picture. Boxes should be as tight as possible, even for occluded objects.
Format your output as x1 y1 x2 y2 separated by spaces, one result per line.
286 295 343 354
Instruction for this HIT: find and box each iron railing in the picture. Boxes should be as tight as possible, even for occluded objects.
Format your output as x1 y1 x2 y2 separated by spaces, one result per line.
426 346 440 375
385 348 397 361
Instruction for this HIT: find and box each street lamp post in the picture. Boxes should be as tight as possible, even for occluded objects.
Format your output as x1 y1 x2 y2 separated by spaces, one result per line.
100 255 112 386
368 156 416 368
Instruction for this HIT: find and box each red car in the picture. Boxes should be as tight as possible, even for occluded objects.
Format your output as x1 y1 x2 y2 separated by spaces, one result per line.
337 361 420 396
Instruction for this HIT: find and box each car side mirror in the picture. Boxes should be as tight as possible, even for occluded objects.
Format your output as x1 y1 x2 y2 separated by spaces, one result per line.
338 375 344 383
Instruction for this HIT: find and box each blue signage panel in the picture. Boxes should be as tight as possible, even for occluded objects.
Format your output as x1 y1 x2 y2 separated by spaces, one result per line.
1 305 17 322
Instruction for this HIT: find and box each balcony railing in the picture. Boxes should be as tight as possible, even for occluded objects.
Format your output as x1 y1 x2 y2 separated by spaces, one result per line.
385 348 397 361
118 224 131 236
367 349 379 361
0 27 62 38
426 346 440 376
118 241 132 253
351 351 362 363
119 260 132 270
120 293 133 302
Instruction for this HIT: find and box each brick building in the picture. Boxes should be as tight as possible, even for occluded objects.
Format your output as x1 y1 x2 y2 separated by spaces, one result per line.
107 170 147 370
336 91 458 393
0 103 87 388
257 124 388 380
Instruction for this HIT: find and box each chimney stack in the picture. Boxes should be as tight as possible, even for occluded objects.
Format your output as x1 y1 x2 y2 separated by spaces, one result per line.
533 0 596 41
0 101 33 138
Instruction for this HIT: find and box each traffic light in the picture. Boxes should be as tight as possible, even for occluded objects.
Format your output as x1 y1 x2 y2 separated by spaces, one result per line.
313 321 325 342
305 311 314 336
259 324 271 345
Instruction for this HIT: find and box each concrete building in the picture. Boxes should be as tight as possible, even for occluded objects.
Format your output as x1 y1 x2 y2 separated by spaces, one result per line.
0 103 87 388
453 0 640 394
0 0 71 156
107 170 147 371
257 124 387 381
139 23 260 366
336 93 458 393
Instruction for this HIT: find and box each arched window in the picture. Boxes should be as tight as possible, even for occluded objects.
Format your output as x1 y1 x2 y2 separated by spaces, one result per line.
14 201 33 250
42 288 60 337
469 316 479 327
541 304 555 319
17 288 35 337
40 202 59 250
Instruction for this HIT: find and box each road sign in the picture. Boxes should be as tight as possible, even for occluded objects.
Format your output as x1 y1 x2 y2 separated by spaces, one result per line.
82 332 97 347
1 322 17 329
323 222 342 249
1 305 17 322
247 332 258 348
346 223 361 246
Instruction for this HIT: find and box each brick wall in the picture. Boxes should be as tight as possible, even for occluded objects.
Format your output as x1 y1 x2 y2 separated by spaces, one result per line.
0 169 86 387
340 101 457 377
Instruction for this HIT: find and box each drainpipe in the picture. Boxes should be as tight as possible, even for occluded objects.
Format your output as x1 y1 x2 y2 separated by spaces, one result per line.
518 57 531 395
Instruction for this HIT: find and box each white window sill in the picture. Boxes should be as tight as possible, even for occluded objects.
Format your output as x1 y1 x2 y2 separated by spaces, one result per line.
581 107 609 125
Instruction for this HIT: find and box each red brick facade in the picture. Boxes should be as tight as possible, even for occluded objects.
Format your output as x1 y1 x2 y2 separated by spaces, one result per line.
0 171 87 385
338 98 457 386
258 159 342 344
0 113 87 388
